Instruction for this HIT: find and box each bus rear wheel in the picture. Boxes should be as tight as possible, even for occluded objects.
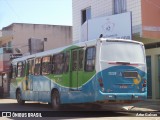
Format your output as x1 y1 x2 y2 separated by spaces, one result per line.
16 90 25 105
51 90 61 110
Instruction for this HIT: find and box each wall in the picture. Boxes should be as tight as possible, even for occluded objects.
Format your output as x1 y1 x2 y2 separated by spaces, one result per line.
72 0 142 42
127 0 142 35
141 0 160 39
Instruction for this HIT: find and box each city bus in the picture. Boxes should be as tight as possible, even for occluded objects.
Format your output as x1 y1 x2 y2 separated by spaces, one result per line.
9 38 147 109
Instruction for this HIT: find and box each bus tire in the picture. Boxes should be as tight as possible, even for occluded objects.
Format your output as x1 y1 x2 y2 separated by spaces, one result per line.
16 90 25 105
51 90 61 110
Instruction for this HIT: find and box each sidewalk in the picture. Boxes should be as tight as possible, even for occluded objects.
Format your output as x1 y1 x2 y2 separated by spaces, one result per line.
128 99 160 111
101 99 160 111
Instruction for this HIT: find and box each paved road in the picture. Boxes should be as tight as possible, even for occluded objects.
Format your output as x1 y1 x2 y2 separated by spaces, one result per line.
0 99 159 120
0 99 127 111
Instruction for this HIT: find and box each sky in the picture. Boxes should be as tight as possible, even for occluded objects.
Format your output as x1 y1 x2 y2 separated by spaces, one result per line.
0 0 72 29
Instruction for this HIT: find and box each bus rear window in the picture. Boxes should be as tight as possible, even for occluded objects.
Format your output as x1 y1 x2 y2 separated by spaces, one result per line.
101 42 145 63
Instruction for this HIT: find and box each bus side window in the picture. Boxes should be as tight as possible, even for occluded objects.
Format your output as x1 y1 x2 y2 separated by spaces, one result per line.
79 49 84 70
35 58 41 75
0 75 2 87
52 53 64 74
28 59 35 75
42 56 51 75
12 65 17 78
72 51 77 71
85 47 96 72
64 51 70 73
17 61 25 77
52 55 56 73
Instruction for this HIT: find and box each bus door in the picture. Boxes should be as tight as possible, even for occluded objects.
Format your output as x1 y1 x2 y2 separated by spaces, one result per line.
70 48 84 91
26 59 34 91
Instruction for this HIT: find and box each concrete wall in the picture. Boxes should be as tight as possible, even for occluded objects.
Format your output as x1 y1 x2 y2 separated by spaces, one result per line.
1 23 72 55
72 0 142 42
141 0 160 39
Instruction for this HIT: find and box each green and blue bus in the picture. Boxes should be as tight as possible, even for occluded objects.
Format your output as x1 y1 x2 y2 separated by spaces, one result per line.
9 38 147 109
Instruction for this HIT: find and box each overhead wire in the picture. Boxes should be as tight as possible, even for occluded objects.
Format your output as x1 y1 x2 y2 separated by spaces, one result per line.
2 0 23 22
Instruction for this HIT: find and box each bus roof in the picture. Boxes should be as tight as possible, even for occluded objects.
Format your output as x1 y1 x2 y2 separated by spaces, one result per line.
100 38 143 45
11 38 143 64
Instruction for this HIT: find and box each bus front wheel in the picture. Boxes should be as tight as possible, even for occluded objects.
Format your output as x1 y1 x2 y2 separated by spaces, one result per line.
16 90 25 105
51 90 61 110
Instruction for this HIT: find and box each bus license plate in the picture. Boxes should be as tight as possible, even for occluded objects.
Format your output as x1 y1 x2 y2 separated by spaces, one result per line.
120 85 128 88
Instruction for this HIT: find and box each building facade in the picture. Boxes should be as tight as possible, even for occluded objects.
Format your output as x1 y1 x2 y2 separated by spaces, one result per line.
0 23 72 55
72 0 142 42
141 0 160 100
72 0 160 100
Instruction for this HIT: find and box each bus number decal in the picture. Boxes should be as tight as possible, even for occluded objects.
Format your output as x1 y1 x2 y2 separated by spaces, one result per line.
108 72 117 76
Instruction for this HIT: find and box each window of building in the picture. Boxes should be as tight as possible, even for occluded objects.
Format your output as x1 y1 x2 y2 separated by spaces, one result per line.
6 41 13 53
27 59 34 75
17 61 25 77
52 53 64 74
114 0 127 14
64 52 70 73
81 7 91 24
8 41 12 47
42 56 51 75
85 47 96 72
35 58 41 75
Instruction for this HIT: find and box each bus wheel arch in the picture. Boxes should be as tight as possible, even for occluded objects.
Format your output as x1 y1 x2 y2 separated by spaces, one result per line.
51 88 61 110
16 88 25 105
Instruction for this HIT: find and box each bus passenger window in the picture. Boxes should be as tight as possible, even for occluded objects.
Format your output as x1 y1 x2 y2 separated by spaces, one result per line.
12 65 17 78
85 47 96 72
0 75 2 87
42 56 51 75
79 49 84 70
35 58 41 75
64 52 70 73
72 51 78 71
28 59 34 75
52 53 64 74
17 62 25 77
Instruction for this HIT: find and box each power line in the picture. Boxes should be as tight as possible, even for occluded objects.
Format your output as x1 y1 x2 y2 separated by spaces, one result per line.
3 0 23 22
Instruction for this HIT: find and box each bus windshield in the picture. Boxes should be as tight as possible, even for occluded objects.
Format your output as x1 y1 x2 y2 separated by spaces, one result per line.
100 41 145 64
